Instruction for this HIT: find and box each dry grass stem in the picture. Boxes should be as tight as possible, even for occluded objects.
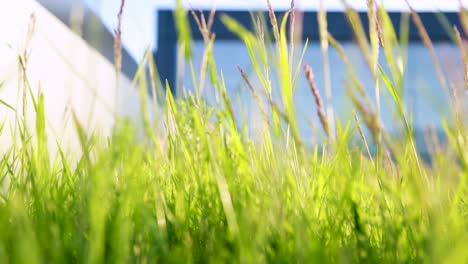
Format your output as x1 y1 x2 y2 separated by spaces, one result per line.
327 33 375 110
459 4 468 34
290 1 304 43
407 2 449 93
259 89 289 124
354 112 374 162
349 90 382 147
114 0 125 75
190 8 204 35
207 6 216 31
451 83 462 124
454 26 468 90
367 0 382 147
319 0 335 140
266 0 280 42
373 4 384 48
289 0 296 67
367 0 379 72
304 63 331 138
190 8 216 42
190 7 217 95
341 1 373 70
238 66 271 127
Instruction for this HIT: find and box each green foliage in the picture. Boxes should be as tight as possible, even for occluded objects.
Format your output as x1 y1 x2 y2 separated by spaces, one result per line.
0 3 467 264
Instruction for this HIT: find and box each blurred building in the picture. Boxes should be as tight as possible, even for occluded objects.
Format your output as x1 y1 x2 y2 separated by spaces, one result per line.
37 0 138 79
0 0 150 160
11 0 466 157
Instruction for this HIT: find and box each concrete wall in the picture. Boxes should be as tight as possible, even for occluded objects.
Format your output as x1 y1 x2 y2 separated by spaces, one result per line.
0 0 150 157
37 0 139 79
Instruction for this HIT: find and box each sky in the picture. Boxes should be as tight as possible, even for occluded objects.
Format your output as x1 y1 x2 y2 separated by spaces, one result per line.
84 0 468 62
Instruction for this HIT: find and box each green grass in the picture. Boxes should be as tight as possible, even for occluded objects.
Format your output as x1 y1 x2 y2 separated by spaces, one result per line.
0 2 468 263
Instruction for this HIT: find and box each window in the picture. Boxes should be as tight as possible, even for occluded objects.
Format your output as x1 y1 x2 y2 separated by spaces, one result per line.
155 9 465 142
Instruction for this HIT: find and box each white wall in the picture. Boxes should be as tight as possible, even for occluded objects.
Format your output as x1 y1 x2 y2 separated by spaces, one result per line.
0 0 150 158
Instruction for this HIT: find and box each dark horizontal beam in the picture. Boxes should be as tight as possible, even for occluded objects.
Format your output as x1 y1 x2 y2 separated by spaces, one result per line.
158 10 463 41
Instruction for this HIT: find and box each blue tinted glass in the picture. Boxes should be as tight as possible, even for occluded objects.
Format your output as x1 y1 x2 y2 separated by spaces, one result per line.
182 41 464 140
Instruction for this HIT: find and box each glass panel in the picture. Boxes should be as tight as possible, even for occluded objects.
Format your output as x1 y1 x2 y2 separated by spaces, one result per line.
182 41 465 141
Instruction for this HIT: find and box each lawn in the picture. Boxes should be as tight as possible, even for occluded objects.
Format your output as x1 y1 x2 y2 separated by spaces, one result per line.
0 1 467 263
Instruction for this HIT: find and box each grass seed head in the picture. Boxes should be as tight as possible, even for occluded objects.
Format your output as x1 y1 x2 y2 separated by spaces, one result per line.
304 63 331 138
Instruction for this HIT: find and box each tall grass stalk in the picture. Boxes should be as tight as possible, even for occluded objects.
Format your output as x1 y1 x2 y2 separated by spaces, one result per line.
318 0 335 141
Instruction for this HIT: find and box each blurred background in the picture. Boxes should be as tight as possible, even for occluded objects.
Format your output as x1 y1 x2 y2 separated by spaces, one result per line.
37 0 139 79
32 0 468 149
